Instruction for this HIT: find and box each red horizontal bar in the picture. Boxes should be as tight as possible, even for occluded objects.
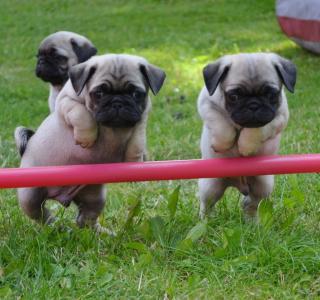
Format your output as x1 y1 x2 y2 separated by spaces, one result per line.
1 154 320 189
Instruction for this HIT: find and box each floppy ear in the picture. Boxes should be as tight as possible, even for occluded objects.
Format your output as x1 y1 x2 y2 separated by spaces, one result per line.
70 38 97 63
139 63 166 95
203 59 231 96
69 63 96 96
274 56 297 93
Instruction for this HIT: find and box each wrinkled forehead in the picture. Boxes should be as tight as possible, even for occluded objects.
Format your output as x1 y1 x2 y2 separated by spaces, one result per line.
222 55 281 90
38 37 73 56
89 58 145 91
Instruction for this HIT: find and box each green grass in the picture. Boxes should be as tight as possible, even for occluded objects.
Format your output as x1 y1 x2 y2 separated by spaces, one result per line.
1 0 320 298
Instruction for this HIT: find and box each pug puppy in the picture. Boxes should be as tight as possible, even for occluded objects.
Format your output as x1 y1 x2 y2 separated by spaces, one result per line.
35 31 97 112
15 54 166 230
197 53 296 219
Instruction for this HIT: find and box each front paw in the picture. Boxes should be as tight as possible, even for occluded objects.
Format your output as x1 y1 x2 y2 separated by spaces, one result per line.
74 127 98 148
125 153 144 162
238 128 263 156
238 140 261 156
211 140 234 153
238 136 263 156
94 223 116 236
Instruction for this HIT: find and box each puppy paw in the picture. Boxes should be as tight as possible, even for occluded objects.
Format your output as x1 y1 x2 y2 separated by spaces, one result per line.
199 208 209 220
74 127 98 148
211 140 235 153
94 223 116 236
238 129 263 156
199 200 216 220
238 143 260 156
125 154 144 162
242 196 259 221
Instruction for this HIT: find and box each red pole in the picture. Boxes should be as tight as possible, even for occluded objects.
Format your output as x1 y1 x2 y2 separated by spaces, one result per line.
1 154 320 189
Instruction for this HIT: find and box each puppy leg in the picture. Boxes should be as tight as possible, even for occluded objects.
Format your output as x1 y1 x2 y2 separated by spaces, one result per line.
238 128 264 157
73 184 109 233
199 122 228 219
238 105 288 156
198 178 226 219
58 96 98 148
199 99 237 153
205 117 237 153
124 119 147 162
18 187 53 224
242 175 274 218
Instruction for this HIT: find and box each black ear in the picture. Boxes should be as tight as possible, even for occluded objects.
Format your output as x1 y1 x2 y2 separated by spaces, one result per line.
139 63 166 95
70 38 97 63
274 56 297 93
203 59 231 96
69 63 96 96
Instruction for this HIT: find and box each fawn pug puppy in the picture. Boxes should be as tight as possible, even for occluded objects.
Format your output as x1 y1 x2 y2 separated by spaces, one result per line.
15 54 166 230
198 53 296 219
35 31 97 112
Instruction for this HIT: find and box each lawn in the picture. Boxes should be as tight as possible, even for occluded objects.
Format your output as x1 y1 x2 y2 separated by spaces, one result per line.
1 0 320 299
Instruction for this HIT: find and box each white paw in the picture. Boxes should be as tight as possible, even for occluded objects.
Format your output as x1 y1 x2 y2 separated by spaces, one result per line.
74 127 98 148
94 223 116 236
199 200 216 220
238 142 261 156
242 196 259 221
211 140 235 153
238 128 263 156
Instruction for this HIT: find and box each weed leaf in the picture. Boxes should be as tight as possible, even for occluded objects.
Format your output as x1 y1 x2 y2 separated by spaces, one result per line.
137 253 153 269
186 221 207 242
125 242 149 253
168 185 181 220
124 198 141 230
176 238 194 253
0 286 12 298
258 200 274 228
150 216 166 245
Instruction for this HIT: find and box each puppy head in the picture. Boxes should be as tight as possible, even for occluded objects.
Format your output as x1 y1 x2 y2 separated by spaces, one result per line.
203 53 296 128
35 31 97 86
69 54 166 128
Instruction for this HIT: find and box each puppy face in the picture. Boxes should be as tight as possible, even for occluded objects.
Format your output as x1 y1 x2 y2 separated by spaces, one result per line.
203 53 296 128
69 54 166 128
35 31 97 86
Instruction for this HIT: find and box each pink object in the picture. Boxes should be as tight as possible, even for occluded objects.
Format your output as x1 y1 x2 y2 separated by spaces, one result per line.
276 0 320 54
1 154 320 189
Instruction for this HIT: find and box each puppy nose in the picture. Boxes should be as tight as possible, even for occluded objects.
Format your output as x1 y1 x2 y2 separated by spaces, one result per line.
248 102 259 111
112 102 123 109
37 57 46 64
35 66 42 76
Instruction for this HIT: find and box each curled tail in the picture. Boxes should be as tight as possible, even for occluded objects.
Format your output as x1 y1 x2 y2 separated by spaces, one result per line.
14 126 34 157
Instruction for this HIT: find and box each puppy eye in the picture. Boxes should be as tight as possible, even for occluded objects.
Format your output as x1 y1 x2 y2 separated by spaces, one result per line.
228 94 239 103
263 86 279 97
53 54 68 62
266 92 276 99
94 90 105 99
60 56 68 61
265 90 280 104
268 93 279 105
132 90 145 99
